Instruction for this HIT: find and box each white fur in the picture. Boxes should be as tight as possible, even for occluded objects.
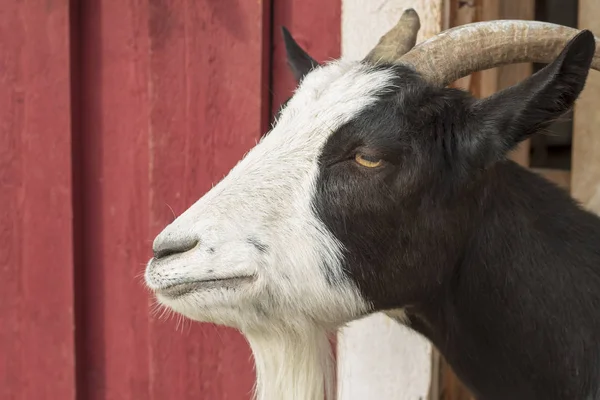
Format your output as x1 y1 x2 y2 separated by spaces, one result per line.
145 59 399 399
246 328 335 400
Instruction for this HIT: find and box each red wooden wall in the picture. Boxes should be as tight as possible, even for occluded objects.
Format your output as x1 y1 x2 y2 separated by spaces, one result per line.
1 0 339 398
0 1 75 399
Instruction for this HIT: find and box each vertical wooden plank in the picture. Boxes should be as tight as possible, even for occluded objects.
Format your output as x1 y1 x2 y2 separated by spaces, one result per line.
572 1 600 212
75 0 270 398
0 1 75 399
147 0 269 398
73 1 152 398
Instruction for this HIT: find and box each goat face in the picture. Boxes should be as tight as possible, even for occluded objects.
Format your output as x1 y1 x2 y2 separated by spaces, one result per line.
143 55 394 331
144 28 595 332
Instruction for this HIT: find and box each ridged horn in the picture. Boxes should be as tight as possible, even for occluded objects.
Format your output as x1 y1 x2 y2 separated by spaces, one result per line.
398 20 600 87
364 8 421 65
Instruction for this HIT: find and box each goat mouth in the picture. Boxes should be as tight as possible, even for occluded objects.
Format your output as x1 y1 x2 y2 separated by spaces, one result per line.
156 276 255 298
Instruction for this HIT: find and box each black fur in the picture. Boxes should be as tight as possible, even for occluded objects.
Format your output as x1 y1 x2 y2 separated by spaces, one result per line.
281 26 320 82
290 29 600 399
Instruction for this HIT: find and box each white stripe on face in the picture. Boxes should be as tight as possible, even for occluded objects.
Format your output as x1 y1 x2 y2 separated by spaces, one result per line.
145 59 399 331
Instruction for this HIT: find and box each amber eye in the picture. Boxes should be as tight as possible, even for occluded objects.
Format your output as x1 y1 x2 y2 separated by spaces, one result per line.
355 153 383 168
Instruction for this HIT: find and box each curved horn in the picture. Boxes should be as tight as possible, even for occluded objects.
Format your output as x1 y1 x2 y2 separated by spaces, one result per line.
364 8 421 65
398 20 600 87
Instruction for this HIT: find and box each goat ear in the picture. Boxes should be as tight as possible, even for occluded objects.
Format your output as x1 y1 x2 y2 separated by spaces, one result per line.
466 30 595 167
282 27 320 82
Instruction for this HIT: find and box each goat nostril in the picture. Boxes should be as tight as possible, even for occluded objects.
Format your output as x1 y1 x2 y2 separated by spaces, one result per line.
153 237 199 260
154 248 180 260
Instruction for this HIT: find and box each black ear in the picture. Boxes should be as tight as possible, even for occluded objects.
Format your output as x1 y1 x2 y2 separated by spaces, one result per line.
466 30 596 167
281 27 320 82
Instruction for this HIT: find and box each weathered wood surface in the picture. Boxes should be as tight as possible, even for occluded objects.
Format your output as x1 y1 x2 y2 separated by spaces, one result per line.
0 1 76 399
0 0 347 398
74 0 269 398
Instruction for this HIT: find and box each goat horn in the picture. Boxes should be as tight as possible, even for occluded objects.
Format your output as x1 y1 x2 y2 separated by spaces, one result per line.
397 20 600 87
364 8 421 65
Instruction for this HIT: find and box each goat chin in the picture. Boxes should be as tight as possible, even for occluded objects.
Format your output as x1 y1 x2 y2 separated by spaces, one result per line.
244 326 335 400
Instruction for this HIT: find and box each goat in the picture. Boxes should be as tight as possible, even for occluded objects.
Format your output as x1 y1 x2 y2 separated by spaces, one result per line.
144 9 600 400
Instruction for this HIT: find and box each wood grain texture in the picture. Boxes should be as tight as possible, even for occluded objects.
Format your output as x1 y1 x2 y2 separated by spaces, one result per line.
572 0 600 212
0 1 76 399
73 1 153 397
74 0 269 398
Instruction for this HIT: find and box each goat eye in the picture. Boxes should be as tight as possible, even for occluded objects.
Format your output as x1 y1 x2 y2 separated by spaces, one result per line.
354 153 383 168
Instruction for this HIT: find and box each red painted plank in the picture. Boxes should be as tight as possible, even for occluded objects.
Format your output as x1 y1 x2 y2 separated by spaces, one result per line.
271 0 342 115
0 1 75 399
75 0 270 398
73 1 153 398
147 0 269 398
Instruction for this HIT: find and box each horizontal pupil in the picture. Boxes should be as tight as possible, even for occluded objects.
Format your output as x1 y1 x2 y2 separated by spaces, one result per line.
359 154 380 162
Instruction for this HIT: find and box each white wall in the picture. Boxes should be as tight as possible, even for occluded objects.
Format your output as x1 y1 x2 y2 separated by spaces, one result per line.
341 0 445 60
337 1 443 399
337 314 432 400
